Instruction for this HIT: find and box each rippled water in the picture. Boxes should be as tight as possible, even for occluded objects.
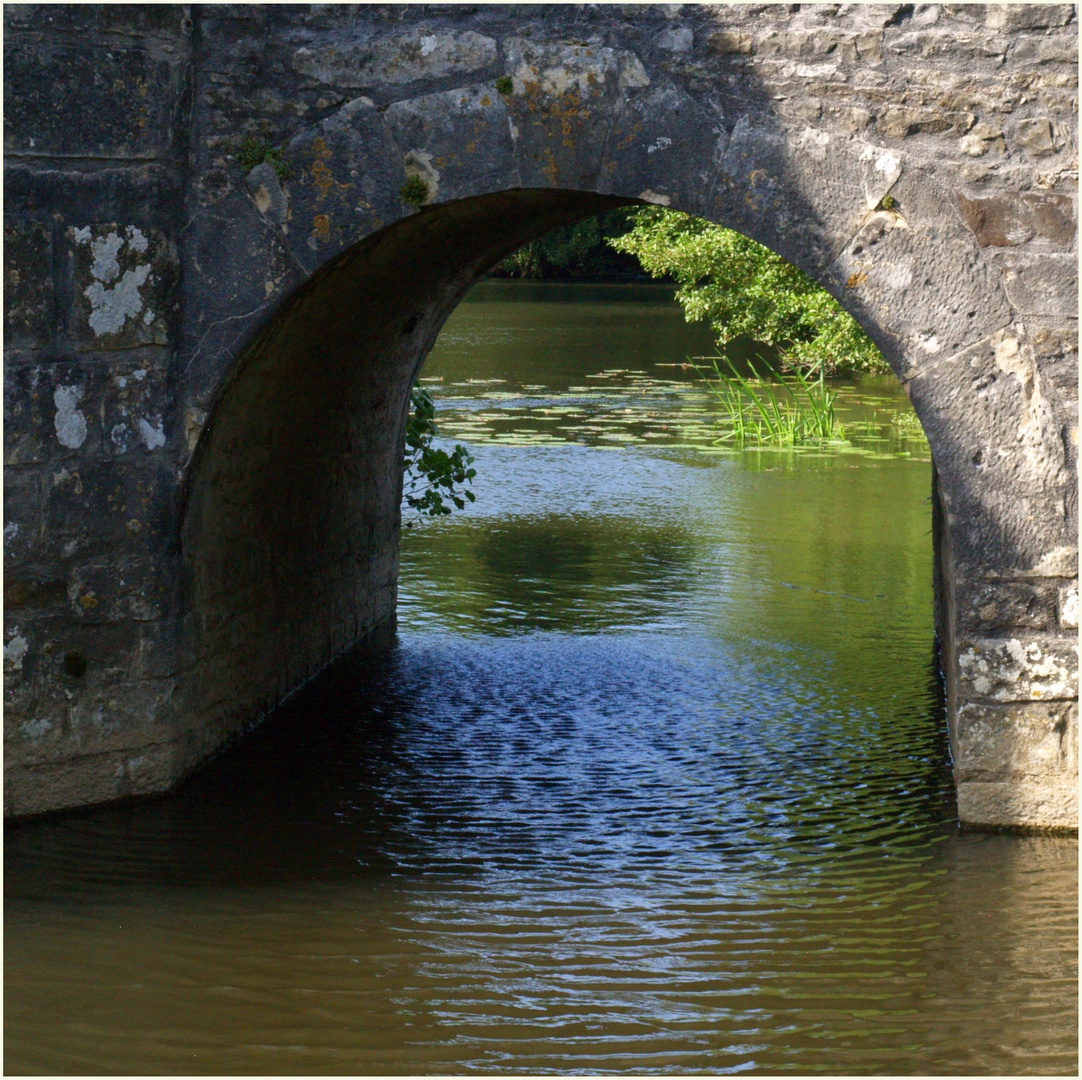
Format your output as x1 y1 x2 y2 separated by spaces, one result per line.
5 282 1077 1075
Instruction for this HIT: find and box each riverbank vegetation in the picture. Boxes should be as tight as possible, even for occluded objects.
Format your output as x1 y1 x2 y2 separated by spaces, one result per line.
610 207 887 378
403 388 476 522
489 208 649 281
485 206 887 446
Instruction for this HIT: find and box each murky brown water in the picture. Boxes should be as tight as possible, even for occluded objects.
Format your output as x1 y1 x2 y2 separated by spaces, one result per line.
5 282 1077 1075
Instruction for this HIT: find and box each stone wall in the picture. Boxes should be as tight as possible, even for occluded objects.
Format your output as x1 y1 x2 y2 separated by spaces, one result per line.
4 4 1077 827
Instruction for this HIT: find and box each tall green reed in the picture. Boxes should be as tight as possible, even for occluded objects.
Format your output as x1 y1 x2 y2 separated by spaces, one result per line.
692 355 842 446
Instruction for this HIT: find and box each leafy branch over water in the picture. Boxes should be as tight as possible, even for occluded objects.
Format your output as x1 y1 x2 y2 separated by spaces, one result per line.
610 207 887 377
403 388 476 522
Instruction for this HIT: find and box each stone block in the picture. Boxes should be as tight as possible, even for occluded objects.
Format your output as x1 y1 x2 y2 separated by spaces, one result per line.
4 576 67 616
1028 324 1079 407
990 252 1078 317
99 362 174 459
2 467 43 568
955 701 1077 782
290 29 498 89
1009 35 1081 66
958 122 1005 157
67 224 175 352
985 5 1076 32
956 778 1078 830
503 38 632 190
3 42 178 158
4 361 105 465
908 324 1077 575
244 162 290 224
63 557 175 625
957 636 1078 703
4 163 183 232
4 220 54 348
756 28 883 64
707 31 755 56
597 82 723 217
828 170 1013 361
4 5 187 37
384 84 518 203
1013 117 1062 158
42 460 179 562
876 106 970 139
284 98 402 262
955 192 1075 248
4 738 184 818
956 578 1060 634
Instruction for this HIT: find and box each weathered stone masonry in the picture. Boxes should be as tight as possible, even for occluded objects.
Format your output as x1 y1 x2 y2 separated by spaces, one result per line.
4 4 1077 827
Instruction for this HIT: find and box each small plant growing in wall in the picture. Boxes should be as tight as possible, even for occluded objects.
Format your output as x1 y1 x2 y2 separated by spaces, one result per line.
399 174 430 207
402 388 476 521
235 136 292 181
877 193 897 211
495 75 514 95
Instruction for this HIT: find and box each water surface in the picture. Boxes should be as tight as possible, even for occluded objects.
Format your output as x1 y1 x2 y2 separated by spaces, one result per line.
5 281 1077 1075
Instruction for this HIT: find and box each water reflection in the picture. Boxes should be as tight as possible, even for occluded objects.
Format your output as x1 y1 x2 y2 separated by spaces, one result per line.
5 282 1076 1075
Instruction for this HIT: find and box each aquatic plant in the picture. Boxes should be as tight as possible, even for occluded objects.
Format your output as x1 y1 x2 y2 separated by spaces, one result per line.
694 355 842 446
403 388 476 520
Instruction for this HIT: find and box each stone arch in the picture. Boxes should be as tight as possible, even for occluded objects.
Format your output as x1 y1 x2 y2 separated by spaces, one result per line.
4 4 1075 825
180 134 1071 829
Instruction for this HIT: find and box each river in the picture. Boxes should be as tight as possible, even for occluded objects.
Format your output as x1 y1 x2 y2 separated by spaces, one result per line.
5 281 1077 1074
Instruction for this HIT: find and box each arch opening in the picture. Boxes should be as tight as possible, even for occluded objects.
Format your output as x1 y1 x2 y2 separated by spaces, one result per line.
179 178 1076 832
180 189 930 762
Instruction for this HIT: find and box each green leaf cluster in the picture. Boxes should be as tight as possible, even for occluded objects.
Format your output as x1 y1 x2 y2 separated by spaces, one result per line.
399 174 430 207
610 207 887 375
403 388 476 519
235 136 292 181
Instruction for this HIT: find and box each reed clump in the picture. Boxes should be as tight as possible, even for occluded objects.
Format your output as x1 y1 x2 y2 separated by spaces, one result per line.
693 356 842 446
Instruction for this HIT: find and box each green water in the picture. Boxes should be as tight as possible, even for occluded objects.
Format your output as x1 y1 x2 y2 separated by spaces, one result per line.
5 281 1076 1075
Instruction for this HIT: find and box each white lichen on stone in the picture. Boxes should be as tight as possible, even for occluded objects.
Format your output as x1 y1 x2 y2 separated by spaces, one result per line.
4 521 20 547
111 422 132 453
125 225 149 253
4 631 29 672
638 189 671 206
76 227 154 337
960 638 1079 702
137 416 167 450
20 717 52 740
85 264 152 336
54 385 88 449
1060 585 1078 629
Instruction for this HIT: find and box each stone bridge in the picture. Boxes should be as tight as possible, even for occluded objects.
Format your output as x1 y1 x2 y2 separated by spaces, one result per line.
4 4 1078 827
